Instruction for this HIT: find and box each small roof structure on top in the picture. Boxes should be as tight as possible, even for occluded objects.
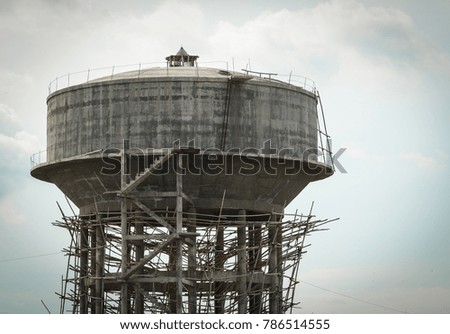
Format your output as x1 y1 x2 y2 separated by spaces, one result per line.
166 47 199 67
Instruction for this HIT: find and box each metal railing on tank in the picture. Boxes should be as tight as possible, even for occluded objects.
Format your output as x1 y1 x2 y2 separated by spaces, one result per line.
280 73 317 94
47 60 318 95
315 91 334 169
48 62 167 94
30 149 47 169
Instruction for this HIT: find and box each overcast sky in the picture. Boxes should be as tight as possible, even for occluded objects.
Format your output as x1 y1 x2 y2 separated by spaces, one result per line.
0 0 449 314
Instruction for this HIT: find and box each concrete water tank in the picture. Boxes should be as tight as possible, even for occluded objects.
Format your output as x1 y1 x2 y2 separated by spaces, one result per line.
30 48 334 314
32 54 332 216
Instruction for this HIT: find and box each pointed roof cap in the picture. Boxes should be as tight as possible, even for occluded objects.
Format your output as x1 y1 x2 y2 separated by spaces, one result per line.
176 46 189 57
166 47 199 67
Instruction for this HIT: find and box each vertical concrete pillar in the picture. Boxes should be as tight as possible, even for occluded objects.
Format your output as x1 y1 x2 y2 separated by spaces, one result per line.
89 228 96 314
94 221 105 314
135 221 145 313
215 224 225 313
187 207 197 313
175 153 184 313
237 209 247 314
276 215 283 313
79 223 89 314
248 223 262 313
168 244 177 313
120 139 129 314
269 214 282 314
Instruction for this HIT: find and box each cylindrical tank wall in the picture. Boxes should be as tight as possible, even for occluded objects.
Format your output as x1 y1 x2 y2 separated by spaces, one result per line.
46 69 318 162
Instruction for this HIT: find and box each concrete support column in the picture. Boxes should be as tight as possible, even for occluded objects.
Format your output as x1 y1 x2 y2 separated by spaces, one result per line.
187 207 197 313
175 153 184 313
168 245 177 313
89 228 96 314
237 209 247 314
268 214 282 314
94 221 105 314
276 215 283 313
79 223 89 314
120 139 130 314
248 223 262 313
214 224 225 313
135 222 145 314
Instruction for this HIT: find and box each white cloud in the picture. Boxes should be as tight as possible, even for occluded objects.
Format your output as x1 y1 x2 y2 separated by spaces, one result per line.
400 152 447 172
205 0 446 96
0 130 39 157
0 103 19 125
0 197 26 225
0 104 39 157
0 68 33 86
105 1 207 61
0 105 40 198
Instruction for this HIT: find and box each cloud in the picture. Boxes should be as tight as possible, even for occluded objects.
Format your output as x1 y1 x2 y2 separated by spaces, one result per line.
0 104 40 198
0 130 39 157
400 151 447 172
0 103 18 126
205 0 449 98
207 1 417 62
0 104 38 157
0 197 26 225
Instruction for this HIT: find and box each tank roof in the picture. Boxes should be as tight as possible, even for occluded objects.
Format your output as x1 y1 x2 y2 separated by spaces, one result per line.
48 66 316 100
87 66 306 90
89 67 233 82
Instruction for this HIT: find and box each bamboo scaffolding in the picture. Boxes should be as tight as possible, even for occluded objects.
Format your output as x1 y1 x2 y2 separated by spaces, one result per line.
53 206 335 314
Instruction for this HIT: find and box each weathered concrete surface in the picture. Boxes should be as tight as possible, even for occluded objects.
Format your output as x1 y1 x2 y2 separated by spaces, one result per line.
31 152 332 215
32 67 332 215
46 67 317 161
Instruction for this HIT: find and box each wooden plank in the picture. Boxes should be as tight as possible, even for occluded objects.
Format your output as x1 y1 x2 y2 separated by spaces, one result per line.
125 191 193 205
125 234 169 241
128 191 178 198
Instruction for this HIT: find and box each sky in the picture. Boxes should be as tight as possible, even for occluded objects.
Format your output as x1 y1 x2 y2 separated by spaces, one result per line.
0 0 449 314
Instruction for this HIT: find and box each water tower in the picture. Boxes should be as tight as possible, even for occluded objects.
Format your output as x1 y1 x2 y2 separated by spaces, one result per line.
31 47 334 314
